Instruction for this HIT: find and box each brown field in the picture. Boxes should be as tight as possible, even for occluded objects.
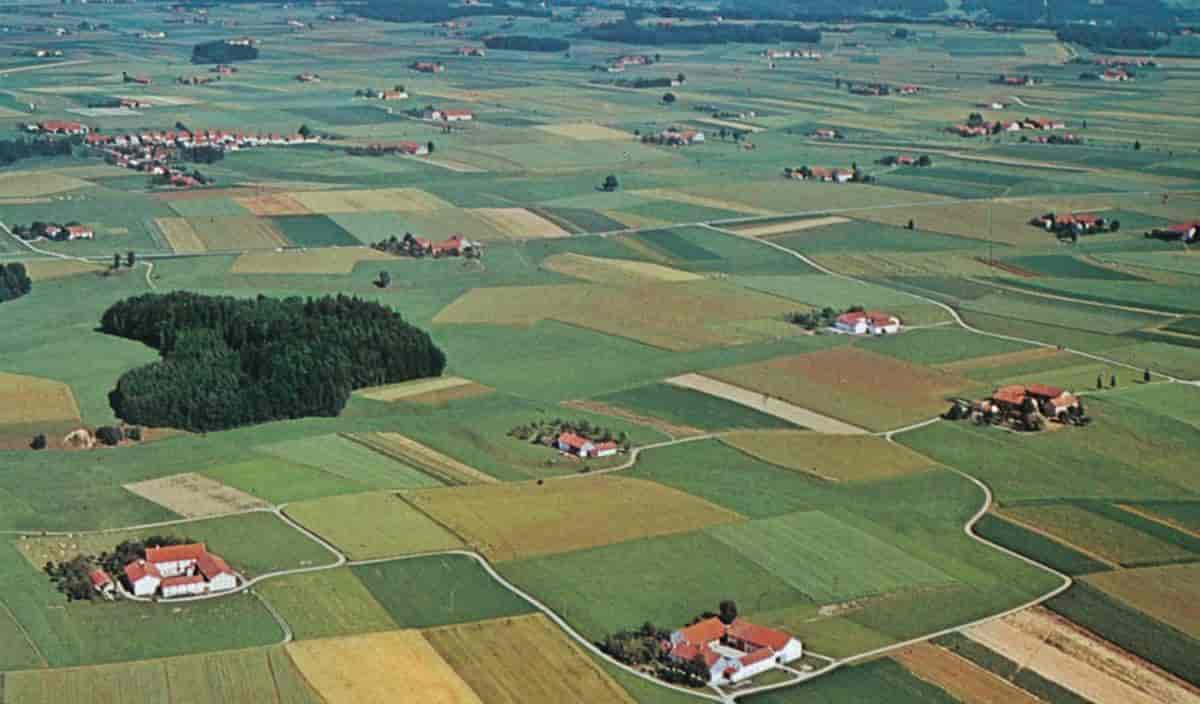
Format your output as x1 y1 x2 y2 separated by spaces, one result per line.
534 123 632 141
0 171 90 197
184 215 289 251
404 383 494 406
357 377 475 402
424 614 636 704
20 259 102 281
123 472 270 517
541 253 703 285
434 280 798 351
936 347 1063 375
287 630 482 704
1084 564 1200 637
966 608 1197 704
290 187 452 214
726 216 850 238
632 188 778 217
893 642 1041 704
704 348 974 431
0 372 81 426
155 217 207 253
230 247 393 274
347 433 498 485
721 431 937 481
562 399 704 438
404 475 743 562
666 374 867 434
471 208 571 239
236 192 313 216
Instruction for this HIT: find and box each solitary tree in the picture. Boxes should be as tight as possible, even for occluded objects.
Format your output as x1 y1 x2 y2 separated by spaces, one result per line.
907 219 915 230
718 599 738 625
375 270 392 289
917 154 932 167
427 141 435 154
602 174 619 192
676 72 686 84
298 124 313 138
112 252 121 269
126 251 136 268
1096 374 1104 390
1134 140 1142 151
662 92 676 104
1110 374 1117 388
30 433 46 450
1144 368 1152 383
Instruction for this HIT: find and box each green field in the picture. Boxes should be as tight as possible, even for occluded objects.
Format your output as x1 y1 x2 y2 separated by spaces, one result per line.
593 382 796 432
286 491 464 560
256 434 443 490
255 568 398 640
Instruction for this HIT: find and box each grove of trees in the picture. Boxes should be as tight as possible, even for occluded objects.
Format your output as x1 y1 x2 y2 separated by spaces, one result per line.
0 135 77 166
584 20 821 45
483 35 570 52
101 292 446 431
192 40 259 64
0 263 31 303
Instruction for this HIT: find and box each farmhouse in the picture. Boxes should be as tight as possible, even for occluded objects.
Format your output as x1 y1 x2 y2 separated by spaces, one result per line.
123 73 152 85
1031 212 1107 233
381 89 408 100
122 543 238 599
64 225 94 240
359 141 428 156
656 128 705 146
1148 221 1199 242
810 128 841 140
296 72 321 83
424 107 473 122
1102 69 1133 82
762 48 821 60
988 383 1080 419
898 84 920 95
36 120 88 135
668 617 803 685
89 569 115 599
556 431 619 459
834 310 900 335
412 61 446 73
785 166 854 183
455 46 486 57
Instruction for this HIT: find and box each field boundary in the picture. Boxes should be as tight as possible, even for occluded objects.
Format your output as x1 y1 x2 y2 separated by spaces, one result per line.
666 373 869 434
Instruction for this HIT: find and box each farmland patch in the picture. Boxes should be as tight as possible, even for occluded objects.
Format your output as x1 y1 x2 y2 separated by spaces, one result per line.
535 122 632 141
893 642 1041 704
230 247 394 274
357 376 475 402
1084 563 1200 637
345 433 498 485
289 187 452 214
182 215 289 251
721 431 937 482
592 382 795 433
271 214 360 247
405 476 743 562
726 215 851 238
256 568 398 640
20 259 102 281
541 252 702 284
666 374 864 433
470 207 570 239
1001 504 1195 567
122 472 270 518
236 192 313 216
425 614 636 704
154 217 207 253
286 491 463 560
258 434 441 490
0 172 90 198
0 372 80 428
286 630 481 704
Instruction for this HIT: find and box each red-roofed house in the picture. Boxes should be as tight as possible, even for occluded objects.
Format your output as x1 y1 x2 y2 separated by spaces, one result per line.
1156 222 1199 242
161 575 207 598
556 432 619 459
146 543 207 577
64 225 94 240
835 311 900 335
196 553 238 592
427 108 473 122
669 617 804 684
38 120 88 135
726 619 803 658
989 384 1079 418
412 61 446 73
896 154 917 166
671 617 726 648
90 569 115 598
124 560 162 597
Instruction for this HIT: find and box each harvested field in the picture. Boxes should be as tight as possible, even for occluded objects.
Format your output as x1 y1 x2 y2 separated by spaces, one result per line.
155 216 207 253
404 475 743 562
704 348 976 432
534 122 632 141
0 171 89 197
666 373 866 434
20 259 102 281
184 216 289 251
1002 504 1195 567
728 216 851 238
893 642 1041 704
721 431 937 481
230 247 393 274
541 252 703 285
286 630 482 704
235 193 312 215
347 432 498 485
357 377 475 402
1084 564 1200 637
0 372 80 426
966 607 1198 704
424 614 635 704
562 399 704 438
123 472 270 517
290 187 451 214
471 208 570 239
435 280 798 351
286 491 463 560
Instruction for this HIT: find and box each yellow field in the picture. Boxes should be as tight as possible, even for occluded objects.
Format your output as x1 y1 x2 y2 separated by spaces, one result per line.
405 475 742 561
347 433 498 485
727 216 850 238
123 472 270 518
0 171 90 197
435 280 797 351
358 376 475 402
541 253 703 285
235 193 313 215
633 188 779 217
155 217 207 253
184 216 289 251
286 631 482 704
534 122 632 141
721 431 937 481
404 382 494 405
1084 564 1200 637
230 247 393 274
20 259 101 281
470 208 570 239
0 372 80 426
290 188 452 214
811 252 1001 279
425 614 636 704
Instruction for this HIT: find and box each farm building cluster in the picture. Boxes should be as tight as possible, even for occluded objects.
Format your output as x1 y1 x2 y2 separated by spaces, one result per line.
644 127 705 147
1147 221 1199 242
834 310 901 335
370 232 482 258
123 543 238 599
948 384 1087 431
507 419 629 461
784 166 856 183
1031 212 1120 237
668 617 804 685
11 222 94 242
421 107 474 122
948 116 1068 138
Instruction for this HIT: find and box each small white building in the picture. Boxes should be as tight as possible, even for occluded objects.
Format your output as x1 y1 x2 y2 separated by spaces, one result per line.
834 311 900 335
123 560 162 597
161 575 207 599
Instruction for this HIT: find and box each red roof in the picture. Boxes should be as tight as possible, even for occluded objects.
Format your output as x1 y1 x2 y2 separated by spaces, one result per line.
726 619 792 652
124 560 161 583
740 648 776 666
146 543 207 563
670 642 721 667
594 441 619 452
1025 383 1065 399
196 553 233 579
557 431 591 451
677 617 726 645
1166 222 1198 233
443 109 473 117
991 385 1026 405
161 575 206 588
40 120 84 132
65 225 91 235
837 311 896 326
89 569 113 588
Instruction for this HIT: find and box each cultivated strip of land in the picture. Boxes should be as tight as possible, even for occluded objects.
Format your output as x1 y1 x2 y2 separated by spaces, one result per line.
666 373 869 434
